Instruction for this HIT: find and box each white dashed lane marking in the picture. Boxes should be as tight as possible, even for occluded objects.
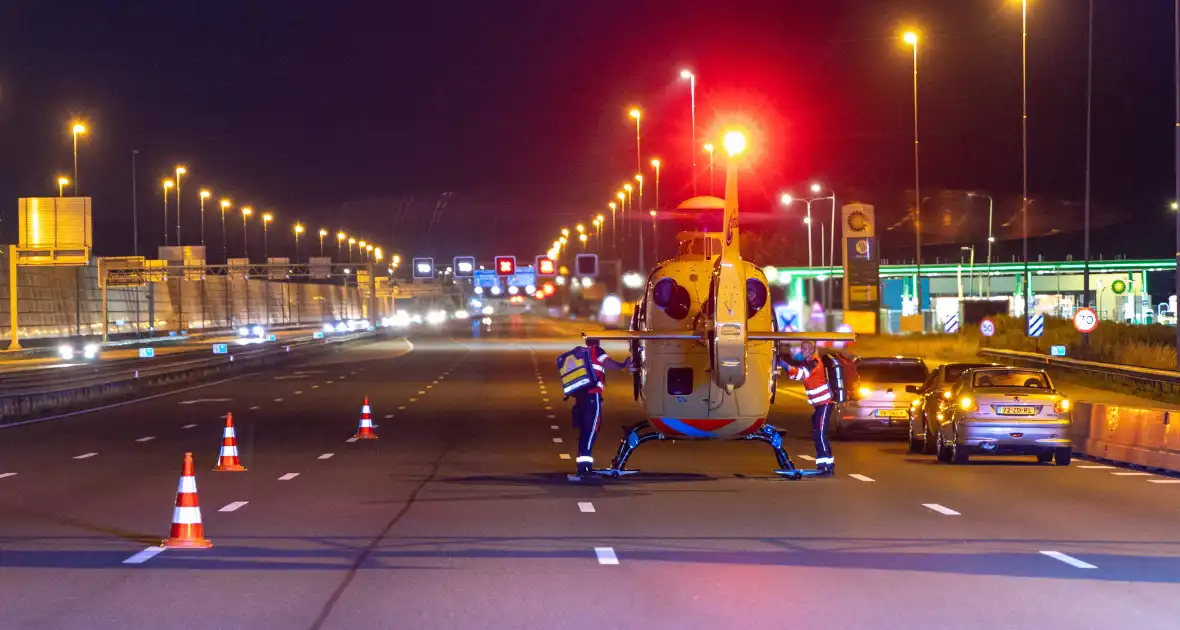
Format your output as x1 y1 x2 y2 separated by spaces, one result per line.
73 452 98 460
0 472 17 480
797 454 815 461
219 501 249 512
559 454 571 460
418 390 426 395
122 546 166 565
312 385 320 389
1040 551 1097 569
1148 479 1180 484
182 424 197 429
318 453 334 460
346 437 359 443
553 437 563 443
135 436 155 443
547 414 556 419
849 474 875 482
294 391 303 395
273 398 284 403
923 503 960 516
278 473 300 481
594 547 619 565
409 398 418 403
578 502 596 513
1077 465 1113 469
1112 472 1153 476
398 406 407 410
385 414 394 419
551 425 559 430
249 405 261 411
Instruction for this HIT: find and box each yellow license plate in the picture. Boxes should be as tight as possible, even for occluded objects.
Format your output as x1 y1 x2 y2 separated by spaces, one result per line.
875 409 909 418
998 406 1036 416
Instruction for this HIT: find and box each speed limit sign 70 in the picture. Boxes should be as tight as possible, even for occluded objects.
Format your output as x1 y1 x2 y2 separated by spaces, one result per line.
979 318 996 337
1073 307 1098 333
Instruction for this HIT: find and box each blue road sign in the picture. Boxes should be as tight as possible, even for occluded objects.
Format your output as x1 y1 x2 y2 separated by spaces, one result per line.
212 343 228 355
943 314 960 333
1028 313 1045 338
1050 345 1067 356
509 266 536 288
139 347 155 358
474 269 499 289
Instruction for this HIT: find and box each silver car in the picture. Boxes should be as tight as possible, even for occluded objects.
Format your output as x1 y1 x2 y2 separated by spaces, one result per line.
935 367 1073 465
833 357 930 439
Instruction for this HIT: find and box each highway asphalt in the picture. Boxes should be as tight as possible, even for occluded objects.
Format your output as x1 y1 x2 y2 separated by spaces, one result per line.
2 315 1180 629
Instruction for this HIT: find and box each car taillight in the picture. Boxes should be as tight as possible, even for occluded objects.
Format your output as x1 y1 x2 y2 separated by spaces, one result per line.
1054 398 1071 414
959 396 977 412
857 386 872 399
942 390 952 400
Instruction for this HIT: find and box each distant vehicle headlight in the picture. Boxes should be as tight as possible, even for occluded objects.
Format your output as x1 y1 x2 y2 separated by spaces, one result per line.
601 295 622 317
481 306 494 316
323 323 335 333
426 310 447 325
238 327 250 337
336 322 348 332
82 344 99 360
481 316 492 325
251 325 264 337
454 310 470 320
58 345 75 360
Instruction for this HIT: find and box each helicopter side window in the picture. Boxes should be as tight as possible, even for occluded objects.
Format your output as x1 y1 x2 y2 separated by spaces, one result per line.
667 367 694 396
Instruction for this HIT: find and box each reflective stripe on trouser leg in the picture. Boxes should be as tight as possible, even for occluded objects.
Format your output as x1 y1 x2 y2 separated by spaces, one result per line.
577 393 601 461
813 403 833 462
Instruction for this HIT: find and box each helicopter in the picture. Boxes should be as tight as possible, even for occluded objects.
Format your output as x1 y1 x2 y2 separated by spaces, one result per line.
583 130 854 479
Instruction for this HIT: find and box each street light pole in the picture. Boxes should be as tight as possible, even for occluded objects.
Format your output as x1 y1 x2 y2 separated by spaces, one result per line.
1083 0 1094 348
704 144 715 196
1021 0 1031 324
968 192 996 298
680 70 697 195
241 207 252 261
905 31 923 326
199 190 210 247
71 123 85 195
220 200 231 263
57 177 68 197
629 108 642 176
175 166 186 246
262 213 273 260
294 224 304 263
132 150 139 257
162 180 173 246
1174 0 1180 366
319 229 327 257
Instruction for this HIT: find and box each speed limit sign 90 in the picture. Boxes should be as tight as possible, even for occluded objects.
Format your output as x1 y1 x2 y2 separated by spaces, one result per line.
979 318 996 337
1073 307 1098 333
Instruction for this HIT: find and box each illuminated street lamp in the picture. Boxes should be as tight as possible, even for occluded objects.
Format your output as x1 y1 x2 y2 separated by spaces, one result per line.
348 237 356 262
358 240 367 262
199 190 211 246
704 143 715 196
220 199 232 262
365 244 374 262
318 228 328 256
635 173 644 217
561 228 570 238
337 231 347 261
71 122 86 195
241 207 253 260
609 200 618 252
57 176 69 197
629 108 642 175
162 179 174 246
903 29 924 323
650 159 661 215
174 166 186 245
294 223 304 262
579 232 588 250
576 224 585 234
262 212 273 259
374 247 383 262
680 69 697 194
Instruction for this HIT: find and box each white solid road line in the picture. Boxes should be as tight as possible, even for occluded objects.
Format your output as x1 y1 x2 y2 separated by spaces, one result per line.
182 423 197 429
579 502 596 513
219 501 249 512
278 473 300 481
178 398 233 405
73 452 98 460
0 472 17 479
923 503 961 516
318 453 334 460
553 437 563 443
559 454 571 460
135 436 155 443
1077 465 1113 469
849 474 875 482
1148 479 1180 484
595 547 619 565
346 437 359 443
122 546 167 565
797 454 815 461
1112 472 1153 476
1040 550 1097 569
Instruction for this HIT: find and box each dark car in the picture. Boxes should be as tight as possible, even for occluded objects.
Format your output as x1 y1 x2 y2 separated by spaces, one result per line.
906 362 998 453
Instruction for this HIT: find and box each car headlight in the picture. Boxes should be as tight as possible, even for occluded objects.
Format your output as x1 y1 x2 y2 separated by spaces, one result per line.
252 325 264 337
336 322 348 332
58 345 75 360
454 310 469 319
238 327 250 337
481 306 494 316
82 344 99 360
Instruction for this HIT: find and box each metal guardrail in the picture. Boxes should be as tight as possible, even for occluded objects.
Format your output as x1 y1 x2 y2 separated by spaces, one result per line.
978 348 1180 397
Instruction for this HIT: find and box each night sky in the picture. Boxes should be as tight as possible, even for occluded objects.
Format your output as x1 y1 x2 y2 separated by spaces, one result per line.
0 1 1175 264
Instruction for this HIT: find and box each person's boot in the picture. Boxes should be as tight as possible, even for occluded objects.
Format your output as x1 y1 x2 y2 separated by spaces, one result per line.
576 461 592 478
817 462 835 476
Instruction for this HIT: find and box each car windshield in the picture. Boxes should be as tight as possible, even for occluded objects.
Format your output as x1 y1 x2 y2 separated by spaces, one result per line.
857 360 928 383
972 370 1050 389
944 363 993 383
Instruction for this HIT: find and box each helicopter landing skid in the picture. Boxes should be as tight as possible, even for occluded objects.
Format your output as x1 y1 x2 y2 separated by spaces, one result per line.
595 421 807 480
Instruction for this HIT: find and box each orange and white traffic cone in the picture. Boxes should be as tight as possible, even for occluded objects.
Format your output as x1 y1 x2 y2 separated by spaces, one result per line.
162 452 212 549
354 397 377 439
212 413 247 472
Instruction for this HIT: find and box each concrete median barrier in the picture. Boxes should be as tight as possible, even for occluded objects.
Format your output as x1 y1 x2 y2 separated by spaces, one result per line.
1071 401 1180 472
